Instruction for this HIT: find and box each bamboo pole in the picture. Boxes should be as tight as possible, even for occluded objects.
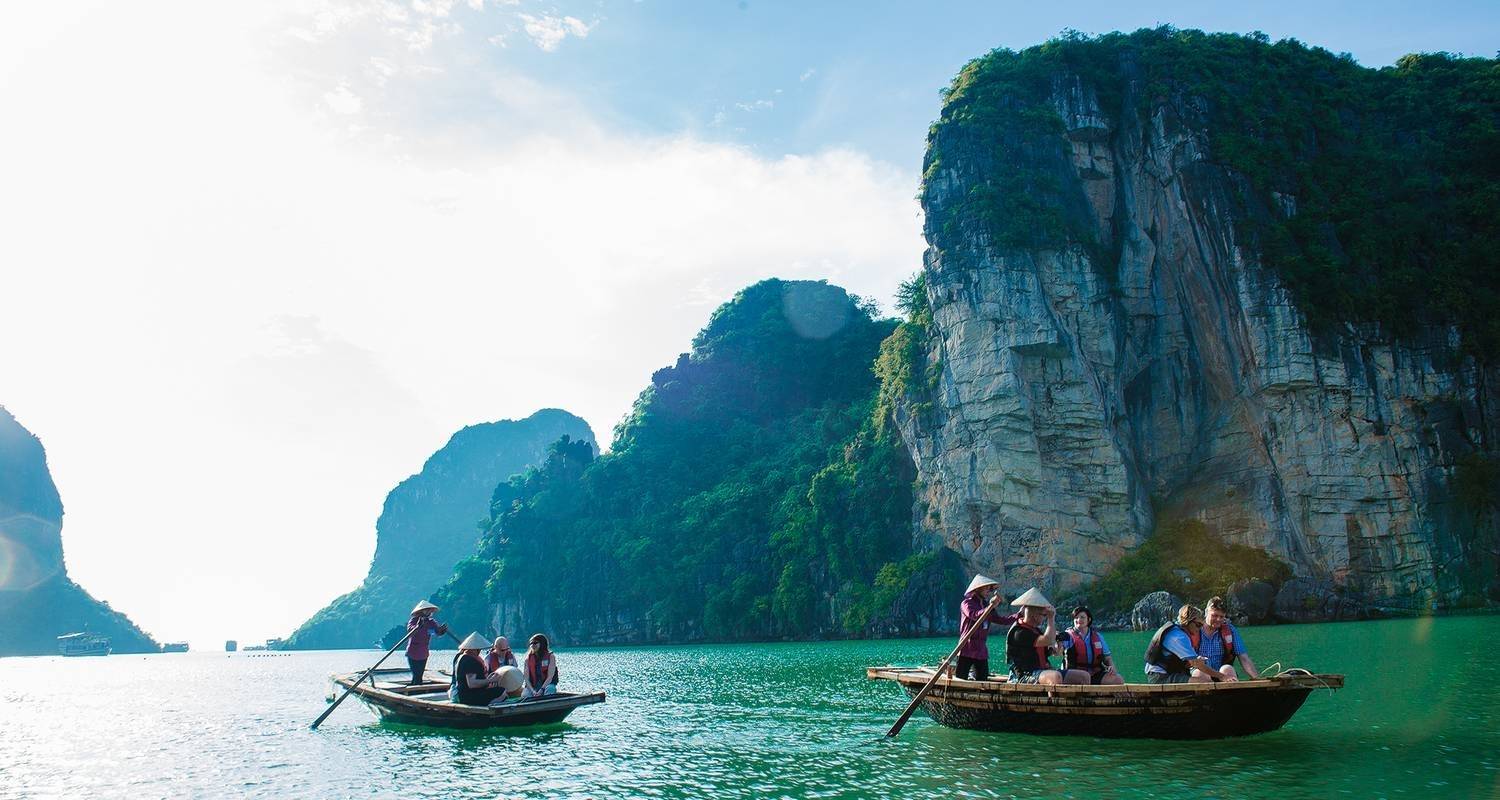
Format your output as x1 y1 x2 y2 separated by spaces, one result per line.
311 628 416 729
885 593 1001 738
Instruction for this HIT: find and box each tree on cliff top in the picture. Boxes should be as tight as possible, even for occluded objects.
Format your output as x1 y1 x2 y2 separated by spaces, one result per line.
925 27 1500 358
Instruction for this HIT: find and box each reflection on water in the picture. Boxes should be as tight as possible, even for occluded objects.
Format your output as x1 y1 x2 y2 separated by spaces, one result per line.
0 616 1495 798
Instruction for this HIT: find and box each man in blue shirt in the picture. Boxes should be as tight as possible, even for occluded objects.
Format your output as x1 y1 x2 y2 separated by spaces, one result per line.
1144 605 1225 684
1195 596 1261 681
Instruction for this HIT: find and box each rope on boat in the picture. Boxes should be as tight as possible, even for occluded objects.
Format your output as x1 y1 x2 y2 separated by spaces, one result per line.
1266 663 1337 693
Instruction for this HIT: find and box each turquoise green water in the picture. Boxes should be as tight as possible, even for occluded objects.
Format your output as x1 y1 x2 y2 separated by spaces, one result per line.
1 616 1496 798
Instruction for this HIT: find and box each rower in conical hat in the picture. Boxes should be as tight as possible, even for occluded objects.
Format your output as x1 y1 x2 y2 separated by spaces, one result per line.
404 599 449 686
953 574 1020 682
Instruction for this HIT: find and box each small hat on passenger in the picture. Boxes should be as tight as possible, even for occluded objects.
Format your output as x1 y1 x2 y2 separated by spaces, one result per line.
965 574 1000 596
458 632 490 651
1010 587 1053 608
411 600 439 615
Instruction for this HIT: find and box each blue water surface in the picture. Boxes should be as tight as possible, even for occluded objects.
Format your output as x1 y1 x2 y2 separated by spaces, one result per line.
0 616 1494 799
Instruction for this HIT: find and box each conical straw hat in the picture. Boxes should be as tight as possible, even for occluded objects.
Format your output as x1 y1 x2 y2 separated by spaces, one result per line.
493 665 523 692
411 600 439 615
458 632 491 650
965 574 999 595
1010 587 1053 608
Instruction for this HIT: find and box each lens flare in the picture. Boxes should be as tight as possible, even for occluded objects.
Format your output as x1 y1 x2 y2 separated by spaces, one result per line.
0 513 63 593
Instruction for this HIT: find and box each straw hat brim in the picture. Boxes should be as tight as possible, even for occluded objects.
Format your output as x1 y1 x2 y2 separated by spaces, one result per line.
411 600 439 615
965 574 1000 596
457 632 491 650
1010 587 1053 608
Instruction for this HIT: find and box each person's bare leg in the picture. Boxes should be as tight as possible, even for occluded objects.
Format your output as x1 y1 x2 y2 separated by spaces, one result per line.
1218 664 1239 682
1038 670 1065 685
1062 669 1091 685
1189 668 1213 683
1099 671 1125 685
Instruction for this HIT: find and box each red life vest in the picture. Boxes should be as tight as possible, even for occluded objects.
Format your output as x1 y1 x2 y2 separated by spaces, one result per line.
1205 622 1237 665
1063 626 1106 670
486 650 517 674
1008 620 1051 672
526 652 558 687
1186 624 1236 660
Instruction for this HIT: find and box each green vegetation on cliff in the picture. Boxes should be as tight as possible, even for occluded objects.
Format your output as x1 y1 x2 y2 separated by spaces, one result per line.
1080 520 1295 615
925 27 1500 356
434 280 960 643
285 409 594 650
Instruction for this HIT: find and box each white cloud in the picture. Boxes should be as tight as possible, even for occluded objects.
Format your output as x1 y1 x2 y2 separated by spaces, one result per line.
0 0 922 649
519 13 592 51
735 98 774 112
323 82 363 113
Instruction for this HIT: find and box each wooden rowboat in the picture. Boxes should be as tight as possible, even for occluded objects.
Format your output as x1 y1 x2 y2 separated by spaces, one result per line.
868 666 1342 739
330 670 605 730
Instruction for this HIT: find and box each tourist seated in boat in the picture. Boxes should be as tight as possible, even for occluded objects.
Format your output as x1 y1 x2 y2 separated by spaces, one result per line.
405 600 449 686
1057 606 1124 685
486 636 524 701
1194 596 1261 681
487 636 519 673
1005 588 1091 685
449 633 508 705
953 574 1019 681
522 633 560 699
1144 605 1225 684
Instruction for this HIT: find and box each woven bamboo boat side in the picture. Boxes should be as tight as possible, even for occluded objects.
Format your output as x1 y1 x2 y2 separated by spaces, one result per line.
868 667 1343 739
330 672 606 729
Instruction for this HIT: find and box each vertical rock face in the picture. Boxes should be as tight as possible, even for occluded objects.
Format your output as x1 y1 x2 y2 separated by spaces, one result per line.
284 409 595 649
905 57 1499 611
0 406 159 656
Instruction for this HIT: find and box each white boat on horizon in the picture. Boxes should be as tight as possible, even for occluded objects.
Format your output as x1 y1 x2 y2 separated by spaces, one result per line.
57 633 110 657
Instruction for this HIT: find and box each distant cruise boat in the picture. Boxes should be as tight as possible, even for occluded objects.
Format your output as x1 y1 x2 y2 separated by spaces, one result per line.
161 642 189 653
57 633 110 657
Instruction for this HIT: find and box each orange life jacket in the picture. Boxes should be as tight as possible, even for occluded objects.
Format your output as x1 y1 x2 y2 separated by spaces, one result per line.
526 652 558 688
1063 626 1106 671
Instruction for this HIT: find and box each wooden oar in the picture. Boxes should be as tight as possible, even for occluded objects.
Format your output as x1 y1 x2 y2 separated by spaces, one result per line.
310 627 416 729
885 593 1002 738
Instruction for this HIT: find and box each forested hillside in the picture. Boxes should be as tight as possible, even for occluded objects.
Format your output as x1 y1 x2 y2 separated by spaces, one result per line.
433 280 960 643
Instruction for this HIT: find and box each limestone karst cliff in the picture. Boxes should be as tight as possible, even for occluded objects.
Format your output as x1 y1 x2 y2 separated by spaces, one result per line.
0 406 159 656
284 409 595 649
898 30 1500 612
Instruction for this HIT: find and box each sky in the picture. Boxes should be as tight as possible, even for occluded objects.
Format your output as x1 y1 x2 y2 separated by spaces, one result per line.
1 1 1496 649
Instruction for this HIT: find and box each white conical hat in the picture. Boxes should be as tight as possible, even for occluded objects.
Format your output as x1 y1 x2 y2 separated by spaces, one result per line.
1010 587 1053 608
411 600 439 615
492 665 523 692
965 574 999 595
458 632 490 650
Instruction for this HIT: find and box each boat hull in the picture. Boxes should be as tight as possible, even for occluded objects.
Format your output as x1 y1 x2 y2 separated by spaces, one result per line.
870 668 1341 739
331 672 605 730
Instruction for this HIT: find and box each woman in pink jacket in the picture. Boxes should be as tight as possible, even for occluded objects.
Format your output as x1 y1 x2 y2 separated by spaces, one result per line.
954 575 1017 681
405 600 448 685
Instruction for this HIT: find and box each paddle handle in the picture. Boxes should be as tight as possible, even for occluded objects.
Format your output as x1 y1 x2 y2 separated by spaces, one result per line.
311 627 416 729
885 595 1002 738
